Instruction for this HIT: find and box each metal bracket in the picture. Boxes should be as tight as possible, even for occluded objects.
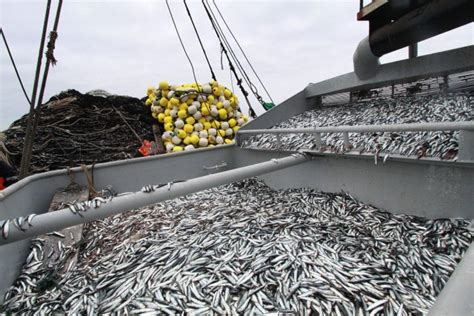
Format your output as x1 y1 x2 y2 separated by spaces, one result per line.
276 134 281 150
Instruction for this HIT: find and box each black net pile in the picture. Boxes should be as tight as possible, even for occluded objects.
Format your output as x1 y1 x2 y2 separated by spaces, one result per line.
3 90 154 174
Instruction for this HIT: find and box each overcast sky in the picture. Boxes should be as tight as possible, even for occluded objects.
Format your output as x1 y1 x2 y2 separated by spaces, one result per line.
1 0 472 130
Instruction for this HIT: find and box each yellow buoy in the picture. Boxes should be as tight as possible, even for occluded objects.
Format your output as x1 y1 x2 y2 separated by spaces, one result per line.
183 136 191 145
228 118 237 127
212 86 221 96
157 113 165 122
201 104 210 116
164 116 173 124
184 124 194 133
170 97 179 106
218 109 228 120
186 116 195 125
164 122 174 131
159 97 168 107
147 86 155 96
178 109 187 119
177 129 187 139
159 81 169 90
179 103 188 111
190 134 200 144
172 146 183 152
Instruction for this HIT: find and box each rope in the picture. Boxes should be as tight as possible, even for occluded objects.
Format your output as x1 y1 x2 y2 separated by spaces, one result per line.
45 30 58 66
165 0 199 87
212 0 274 104
0 28 32 105
183 0 217 82
201 0 257 118
112 106 142 144
166 0 215 120
204 0 263 106
81 164 98 198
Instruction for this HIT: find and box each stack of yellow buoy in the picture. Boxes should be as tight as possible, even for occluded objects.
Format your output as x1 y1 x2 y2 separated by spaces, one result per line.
144 81 248 153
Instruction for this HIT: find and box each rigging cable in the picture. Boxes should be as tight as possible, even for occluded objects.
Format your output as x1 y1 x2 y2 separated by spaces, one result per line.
183 0 217 82
204 1 255 94
201 0 257 118
204 0 266 110
0 28 31 105
212 0 274 104
166 0 218 122
165 0 199 87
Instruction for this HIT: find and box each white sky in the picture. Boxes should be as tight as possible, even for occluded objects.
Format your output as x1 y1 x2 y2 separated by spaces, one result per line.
1 0 473 130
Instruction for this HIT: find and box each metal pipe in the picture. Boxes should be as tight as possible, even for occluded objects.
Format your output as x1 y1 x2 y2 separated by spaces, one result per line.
369 0 473 57
409 43 418 59
22 0 64 178
237 121 474 136
353 0 473 79
0 154 308 245
19 0 51 179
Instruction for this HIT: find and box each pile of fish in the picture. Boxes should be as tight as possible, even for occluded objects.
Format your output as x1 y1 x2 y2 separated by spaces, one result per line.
2 179 472 315
242 92 473 159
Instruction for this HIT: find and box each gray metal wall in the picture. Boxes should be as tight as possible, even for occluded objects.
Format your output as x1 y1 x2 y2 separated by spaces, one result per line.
233 149 474 219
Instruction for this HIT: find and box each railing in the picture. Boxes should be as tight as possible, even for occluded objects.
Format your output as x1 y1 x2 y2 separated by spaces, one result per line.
0 154 308 245
236 121 474 157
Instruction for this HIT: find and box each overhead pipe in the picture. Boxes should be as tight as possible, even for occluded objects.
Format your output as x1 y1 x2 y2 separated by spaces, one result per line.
0 153 308 245
353 0 473 80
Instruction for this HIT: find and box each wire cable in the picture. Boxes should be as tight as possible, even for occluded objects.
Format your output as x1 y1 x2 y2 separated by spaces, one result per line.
165 0 199 87
183 0 217 82
166 0 214 121
0 28 31 105
204 0 264 108
201 0 257 118
212 0 274 104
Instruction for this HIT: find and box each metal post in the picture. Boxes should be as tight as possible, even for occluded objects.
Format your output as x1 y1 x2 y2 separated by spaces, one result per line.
0 154 308 245
409 43 418 59
343 132 351 150
314 132 322 150
276 134 281 149
19 0 51 179
21 0 63 179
